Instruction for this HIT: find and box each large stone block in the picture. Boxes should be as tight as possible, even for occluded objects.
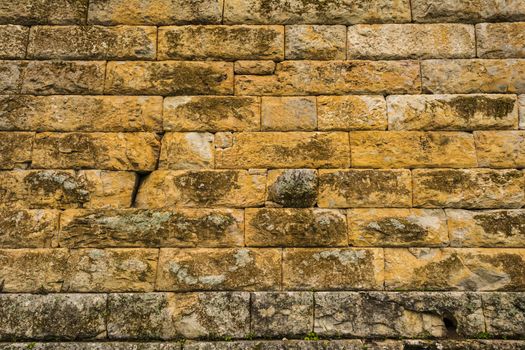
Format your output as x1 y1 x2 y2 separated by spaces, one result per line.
261 97 317 131
266 169 318 207
483 293 525 338
474 131 525 168
0 132 33 169
159 132 214 169
0 0 89 24
477 23 525 58
0 209 58 248
317 95 387 131
0 25 28 59
285 25 346 60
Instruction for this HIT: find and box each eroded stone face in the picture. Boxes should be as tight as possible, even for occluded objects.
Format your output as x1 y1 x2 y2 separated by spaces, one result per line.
413 169 525 208
183 340 401 350
318 95 387 131
158 25 284 61
315 292 485 338
474 131 525 168
0 0 89 24
0 132 33 169
156 248 281 291
348 208 448 247
159 132 214 169
385 248 525 291
246 208 347 247
0 25 28 59
163 96 260 132
318 169 412 208
0 209 58 248
261 96 317 131
60 209 244 248
285 25 346 60
266 169 318 207
387 94 518 131
234 60 276 75
477 23 525 58
483 293 525 338
135 170 266 208
283 248 384 290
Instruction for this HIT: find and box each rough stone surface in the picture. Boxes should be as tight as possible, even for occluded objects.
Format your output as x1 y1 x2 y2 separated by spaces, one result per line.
387 94 518 131
266 169 318 207
0 209 58 248
261 97 317 131
318 95 387 131
234 60 275 75
483 293 525 338
159 132 214 169
0 132 33 169
0 25 28 59
285 25 346 60
521 95 525 129
0 0 89 24
477 23 525 58
474 131 525 168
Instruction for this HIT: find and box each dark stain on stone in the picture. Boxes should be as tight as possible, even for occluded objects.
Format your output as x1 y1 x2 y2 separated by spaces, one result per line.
474 211 525 237
23 171 90 205
173 170 240 205
478 253 525 290
365 217 428 242
419 170 473 193
180 97 255 123
413 253 465 289
272 135 335 163
267 169 317 207
447 96 515 121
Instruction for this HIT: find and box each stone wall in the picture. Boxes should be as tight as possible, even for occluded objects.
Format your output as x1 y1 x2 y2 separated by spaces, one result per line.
1 0 525 349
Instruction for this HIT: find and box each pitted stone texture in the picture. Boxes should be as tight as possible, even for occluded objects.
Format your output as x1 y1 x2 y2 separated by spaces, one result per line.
0 95 163 132
315 292 484 338
474 131 525 168
261 97 317 131
411 0 525 23
477 23 525 58
184 340 402 350
0 61 24 94
64 248 158 292
223 0 411 24
163 96 260 132
385 248 525 291
235 60 421 95
234 60 276 75
483 293 525 338
347 24 475 59
0 248 69 292
0 25 28 59
159 25 284 61
387 94 518 131
0 0 89 24
215 132 350 168
0 294 106 340
0 132 33 169
105 61 233 95
318 169 412 208
60 209 244 248
403 340 525 350
0 209 58 248
28 25 157 60
135 170 266 208
285 25 346 60
156 248 281 291
283 248 384 290
347 209 448 247
266 169 318 207
447 209 525 247
159 132 214 169
422 59 525 94
246 208 347 247
0 170 137 209
33 132 160 171
350 131 477 168
88 0 223 25
413 169 525 209
318 95 387 131
251 292 313 337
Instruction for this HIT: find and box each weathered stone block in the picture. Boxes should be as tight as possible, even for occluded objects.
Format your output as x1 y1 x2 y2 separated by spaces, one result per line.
403 340 525 350
159 132 214 169
0 95 163 132
351 131 477 168
266 169 318 207
317 95 387 131
387 94 518 130
285 25 346 60
251 292 313 337
158 25 284 61
156 248 281 291
0 61 24 94
0 25 28 59
64 248 158 292
0 170 137 209
60 209 244 248
236 60 421 95
33 132 160 171
385 248 525 291
135 170 266 208
88 0 223 25
22 60 106 95
261 97 317 131
474 131 525 168
0 132 33 169
0 248 68 292
283 248 384 290
422 59 525 94
0 294 106 340
318 169 412 208
223 0 411 24
245 208 347 247
520 95 525 129
447 209 525 247
315 292 484 338
413 169 525 209
347 24 475 59
215 132 350 168
0 0 89 24
0 209 58 248
28 25 157 59
183 340 401 350
483 293 525 338
0 344 180 350
477 23 525 58
234 60 275 75
163 96 260 132
412 0 525 23
105 61 233 95
347 209 448 247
